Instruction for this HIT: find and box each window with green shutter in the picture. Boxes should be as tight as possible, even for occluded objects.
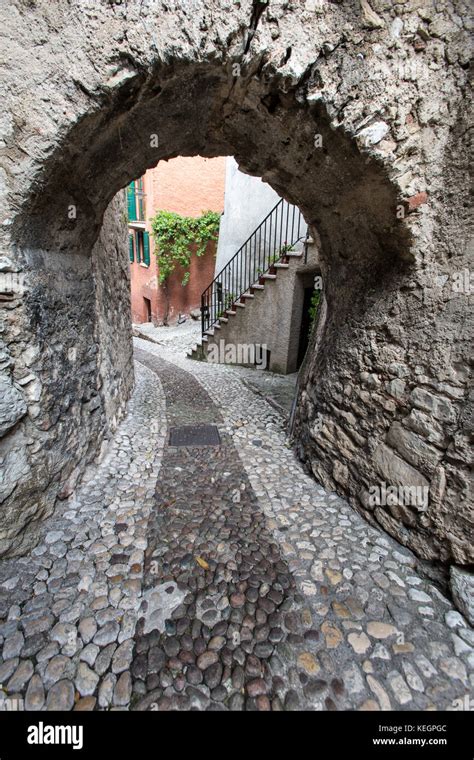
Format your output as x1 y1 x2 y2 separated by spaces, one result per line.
135 230 142 263
133 230 150 266
127 183 137 222
127 178 146 222
136 177 146 221
143 231 150 266
129 234 135 262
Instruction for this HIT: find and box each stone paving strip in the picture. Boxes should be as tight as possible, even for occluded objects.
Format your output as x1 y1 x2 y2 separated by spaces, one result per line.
0 362 166 710
131 348 301 711
134 335 474 711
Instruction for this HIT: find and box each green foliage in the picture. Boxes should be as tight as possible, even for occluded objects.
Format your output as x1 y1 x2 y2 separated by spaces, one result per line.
150 210 220 286
257 247 292 276
309 288 321 324
217 292 236 317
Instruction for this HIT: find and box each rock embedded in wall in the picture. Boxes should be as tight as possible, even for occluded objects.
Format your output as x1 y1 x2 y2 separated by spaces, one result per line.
0 375 27 437
450 567 474 626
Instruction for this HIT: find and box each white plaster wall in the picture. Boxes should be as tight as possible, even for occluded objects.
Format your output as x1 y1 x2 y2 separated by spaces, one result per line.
215 158 281 274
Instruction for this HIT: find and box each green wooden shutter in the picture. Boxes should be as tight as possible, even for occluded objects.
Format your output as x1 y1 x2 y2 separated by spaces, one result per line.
137 177 145 221
127 183 137 221
136 231 141 263
128 234 134 262
143 231 150 266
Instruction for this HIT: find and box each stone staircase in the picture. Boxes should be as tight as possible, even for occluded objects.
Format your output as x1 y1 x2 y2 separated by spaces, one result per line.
187 234 319 373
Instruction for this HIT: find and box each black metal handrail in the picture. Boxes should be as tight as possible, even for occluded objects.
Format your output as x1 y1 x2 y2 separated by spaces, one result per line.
201 198 307 335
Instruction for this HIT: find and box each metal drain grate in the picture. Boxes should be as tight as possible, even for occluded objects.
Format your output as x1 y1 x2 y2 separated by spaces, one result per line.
168 424 221 447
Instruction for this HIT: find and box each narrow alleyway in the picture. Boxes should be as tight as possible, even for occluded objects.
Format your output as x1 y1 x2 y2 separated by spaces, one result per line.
0 331 472 711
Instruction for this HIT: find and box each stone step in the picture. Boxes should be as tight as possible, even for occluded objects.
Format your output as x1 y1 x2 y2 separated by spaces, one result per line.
252 284 265 290
274 262 289 269
219 317 228 323
261 273 277 280
286 251 303 258
242 293 255 299
226 309 236 316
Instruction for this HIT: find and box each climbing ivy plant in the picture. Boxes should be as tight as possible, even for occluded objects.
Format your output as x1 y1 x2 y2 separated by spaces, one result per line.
150 210 221 286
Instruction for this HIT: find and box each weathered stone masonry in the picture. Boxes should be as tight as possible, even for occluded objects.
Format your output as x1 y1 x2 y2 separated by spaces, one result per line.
0 2 472 572
0 192 133 557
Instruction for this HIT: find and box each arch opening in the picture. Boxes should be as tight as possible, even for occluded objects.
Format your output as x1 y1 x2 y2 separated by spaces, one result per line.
2 54 469 574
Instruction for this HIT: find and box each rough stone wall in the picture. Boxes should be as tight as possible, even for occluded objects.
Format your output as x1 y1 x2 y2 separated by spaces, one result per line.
92 194 134 429
292 11 474 565
0 0 472 564
0 191 133 558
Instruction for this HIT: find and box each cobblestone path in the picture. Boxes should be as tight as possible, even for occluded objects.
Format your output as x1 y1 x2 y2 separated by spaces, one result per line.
0 361 167 711
0 337 472 711
131 349 300 711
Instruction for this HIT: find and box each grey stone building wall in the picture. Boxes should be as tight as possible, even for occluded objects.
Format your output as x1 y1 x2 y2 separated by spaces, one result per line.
204 239 319 374
0 0 471 569
92 195 135 431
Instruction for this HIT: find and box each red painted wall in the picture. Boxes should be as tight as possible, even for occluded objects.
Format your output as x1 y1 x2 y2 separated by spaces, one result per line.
129 156 225 324
155 241 217 324
149 156 226 217
129 255 159 324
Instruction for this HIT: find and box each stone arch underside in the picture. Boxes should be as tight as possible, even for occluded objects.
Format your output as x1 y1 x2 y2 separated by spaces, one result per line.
0 1 471 569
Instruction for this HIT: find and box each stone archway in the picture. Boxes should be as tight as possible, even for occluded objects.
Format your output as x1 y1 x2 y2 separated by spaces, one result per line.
0 1 471 574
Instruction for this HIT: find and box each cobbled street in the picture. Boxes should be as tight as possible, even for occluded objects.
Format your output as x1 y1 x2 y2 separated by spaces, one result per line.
0 328 472 712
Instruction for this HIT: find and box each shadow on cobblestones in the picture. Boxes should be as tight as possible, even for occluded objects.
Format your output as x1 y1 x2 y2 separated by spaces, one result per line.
132 349 303 711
